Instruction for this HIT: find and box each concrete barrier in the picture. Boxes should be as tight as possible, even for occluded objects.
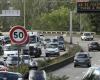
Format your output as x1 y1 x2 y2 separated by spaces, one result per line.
40 56 74 73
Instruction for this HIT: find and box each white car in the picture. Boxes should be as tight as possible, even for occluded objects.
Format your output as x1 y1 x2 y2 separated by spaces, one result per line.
6 55 21 67
81 32 94 41
45 43 60 57
82 66 100 80
3 44 18 60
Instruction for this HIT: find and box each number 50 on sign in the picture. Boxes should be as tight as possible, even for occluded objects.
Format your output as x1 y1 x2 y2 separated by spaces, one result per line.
9 26 28 45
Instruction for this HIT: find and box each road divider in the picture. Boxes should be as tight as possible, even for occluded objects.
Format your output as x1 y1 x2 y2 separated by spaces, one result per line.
40 44 82 72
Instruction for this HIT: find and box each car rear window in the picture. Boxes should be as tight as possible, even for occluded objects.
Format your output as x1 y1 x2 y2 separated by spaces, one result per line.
77 54 88 58
0 72 20 80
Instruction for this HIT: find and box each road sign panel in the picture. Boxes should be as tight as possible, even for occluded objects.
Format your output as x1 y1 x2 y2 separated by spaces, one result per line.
9 25 28 45
77 1 100 13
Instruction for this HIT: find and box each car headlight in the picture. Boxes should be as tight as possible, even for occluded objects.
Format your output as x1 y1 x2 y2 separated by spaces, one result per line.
55 49 59 52
74 59 78 62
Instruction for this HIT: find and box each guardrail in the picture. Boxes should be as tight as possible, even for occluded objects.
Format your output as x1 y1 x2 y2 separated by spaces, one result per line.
1 31 96 35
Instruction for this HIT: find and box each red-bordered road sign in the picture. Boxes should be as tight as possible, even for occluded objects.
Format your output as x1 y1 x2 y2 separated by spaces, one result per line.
9 25 28 45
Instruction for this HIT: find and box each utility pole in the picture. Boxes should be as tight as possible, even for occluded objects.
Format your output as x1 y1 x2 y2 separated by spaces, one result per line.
69 11 73 44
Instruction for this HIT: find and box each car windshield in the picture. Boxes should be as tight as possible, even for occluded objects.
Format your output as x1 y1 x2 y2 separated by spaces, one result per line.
77 54 88 58
45 39 51 43
0 72 22 80
34 71 45 80
4 46 18 51
52 39 58 42
22 56 30 60
91 42 98 45
47 44 58 48
29 36 37 43
59 42 64 45
84 33 91 36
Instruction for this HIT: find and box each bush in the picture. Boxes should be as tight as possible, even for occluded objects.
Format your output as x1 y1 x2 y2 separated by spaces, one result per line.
48 74 68 80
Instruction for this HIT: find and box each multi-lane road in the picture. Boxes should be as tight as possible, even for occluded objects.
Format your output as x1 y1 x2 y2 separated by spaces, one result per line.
51 36 100 80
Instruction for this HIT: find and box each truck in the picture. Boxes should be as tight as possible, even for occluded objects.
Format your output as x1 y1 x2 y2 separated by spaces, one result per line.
23 32 42 57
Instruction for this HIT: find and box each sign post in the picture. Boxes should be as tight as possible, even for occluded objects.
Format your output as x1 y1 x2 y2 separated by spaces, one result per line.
9 25 28 68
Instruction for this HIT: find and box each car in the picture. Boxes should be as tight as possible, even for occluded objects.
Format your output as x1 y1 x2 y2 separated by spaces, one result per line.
21 55 31 65
88 42 100 51
0 61 7 66
81 32 94 41
74 52 91 67
3 44 18 60
58 42 66 51
0 71 23 80
82 66 100 80
45 42 60 57
6 55 21 67
43 38 51 46
29 70 46 80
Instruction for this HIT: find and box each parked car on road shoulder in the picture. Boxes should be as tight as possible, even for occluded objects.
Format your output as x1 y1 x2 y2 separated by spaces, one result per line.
74 52 91 67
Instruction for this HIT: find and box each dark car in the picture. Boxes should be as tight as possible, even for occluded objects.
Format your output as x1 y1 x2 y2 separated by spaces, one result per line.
58 42 66 51
88 42 100 51
0 71 23 80
74 52 91 67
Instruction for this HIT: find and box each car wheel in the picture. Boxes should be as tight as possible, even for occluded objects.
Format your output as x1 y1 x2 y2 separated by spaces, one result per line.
87 64 91 67
46 54 49 57
81 38 83 40
74 64 77 67
88 49 91 52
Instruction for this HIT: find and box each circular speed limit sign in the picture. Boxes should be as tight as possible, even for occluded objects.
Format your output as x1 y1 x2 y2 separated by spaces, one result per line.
9 25 28 45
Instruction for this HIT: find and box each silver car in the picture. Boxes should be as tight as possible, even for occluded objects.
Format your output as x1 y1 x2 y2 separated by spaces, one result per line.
74 52 91 67
6 55 21 67
82 66 100 80
45 43 60 57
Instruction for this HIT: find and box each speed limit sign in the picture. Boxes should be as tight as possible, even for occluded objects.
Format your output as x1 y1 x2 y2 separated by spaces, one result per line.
9 25 28 45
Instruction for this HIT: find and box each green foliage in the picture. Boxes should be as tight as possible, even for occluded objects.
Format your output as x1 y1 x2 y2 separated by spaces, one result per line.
33 6 69 31
48 74 68 80
88 14 100 33
9 64 29 74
